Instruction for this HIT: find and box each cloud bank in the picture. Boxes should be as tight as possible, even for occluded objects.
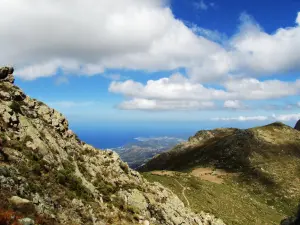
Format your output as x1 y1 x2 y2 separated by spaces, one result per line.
0 1 300 82
1 1 299 113
213 113 300 122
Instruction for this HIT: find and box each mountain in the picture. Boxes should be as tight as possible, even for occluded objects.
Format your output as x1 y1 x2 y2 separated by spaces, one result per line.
0 67 224 225
139 122 300 224
112 137 186 169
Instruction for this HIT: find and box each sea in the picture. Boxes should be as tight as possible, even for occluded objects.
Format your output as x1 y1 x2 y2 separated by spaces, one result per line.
70 121 208 149
70 120 277 149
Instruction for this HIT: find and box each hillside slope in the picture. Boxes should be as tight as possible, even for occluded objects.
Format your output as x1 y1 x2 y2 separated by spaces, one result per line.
139 123 300 224
0 68 224 225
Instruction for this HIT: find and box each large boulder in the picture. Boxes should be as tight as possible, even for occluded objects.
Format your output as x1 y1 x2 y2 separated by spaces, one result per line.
295 120 300 131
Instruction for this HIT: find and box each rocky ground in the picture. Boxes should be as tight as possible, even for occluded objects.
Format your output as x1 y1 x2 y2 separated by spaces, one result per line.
0 67 225 225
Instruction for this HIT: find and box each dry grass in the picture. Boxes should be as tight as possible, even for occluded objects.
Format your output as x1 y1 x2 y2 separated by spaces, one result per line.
143 172 286 225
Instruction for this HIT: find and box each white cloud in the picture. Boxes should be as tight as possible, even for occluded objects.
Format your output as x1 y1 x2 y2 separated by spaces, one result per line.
212 113 300 122
224 100 245 109
1 1 298 82
0 0 222 80
272 113 300 121
109 73 232 101
229 12 300 76
296 12 300 25
223 78 300 100
118 98 215 110
212 116 268 121
109 73 300 106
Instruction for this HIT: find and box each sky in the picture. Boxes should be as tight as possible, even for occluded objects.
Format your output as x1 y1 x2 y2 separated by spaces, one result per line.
1 0 300 132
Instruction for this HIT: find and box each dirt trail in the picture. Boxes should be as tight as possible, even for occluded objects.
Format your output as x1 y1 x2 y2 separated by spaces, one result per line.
174 179 190 208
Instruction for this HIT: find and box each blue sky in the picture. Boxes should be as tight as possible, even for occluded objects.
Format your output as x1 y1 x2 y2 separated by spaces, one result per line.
1 0 300 132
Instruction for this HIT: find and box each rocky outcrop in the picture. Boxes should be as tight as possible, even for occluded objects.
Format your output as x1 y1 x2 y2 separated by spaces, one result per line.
0 67 225 225
0 66 14 83
295 120 300 131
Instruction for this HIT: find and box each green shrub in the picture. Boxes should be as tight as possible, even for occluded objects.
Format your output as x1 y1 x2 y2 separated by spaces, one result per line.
9 101 22 114
55 169 92 201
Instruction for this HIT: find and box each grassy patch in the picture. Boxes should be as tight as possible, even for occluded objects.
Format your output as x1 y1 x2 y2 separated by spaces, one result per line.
143 172 286 225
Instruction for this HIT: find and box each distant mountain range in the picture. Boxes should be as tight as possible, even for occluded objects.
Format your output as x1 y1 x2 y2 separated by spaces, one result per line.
110 136 186 169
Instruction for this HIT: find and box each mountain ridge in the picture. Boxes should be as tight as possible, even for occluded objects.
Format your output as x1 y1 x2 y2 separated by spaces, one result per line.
139 121 300 224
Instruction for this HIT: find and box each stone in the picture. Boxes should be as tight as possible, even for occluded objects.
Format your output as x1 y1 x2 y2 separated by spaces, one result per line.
9 196 35 213
18 218 35 225
143 220 150 225
295 120 300 131
0 91 11 101
9 196 31 205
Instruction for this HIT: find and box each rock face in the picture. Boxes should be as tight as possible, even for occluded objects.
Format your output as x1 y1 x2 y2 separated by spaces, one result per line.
0 67 225 225
295 120 300 131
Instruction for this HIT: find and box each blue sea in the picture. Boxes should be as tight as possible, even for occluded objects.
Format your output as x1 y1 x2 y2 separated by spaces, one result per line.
70 121 208 149
69 120 280 149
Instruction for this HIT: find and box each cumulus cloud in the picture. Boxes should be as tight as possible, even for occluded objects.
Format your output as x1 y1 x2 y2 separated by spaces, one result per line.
212 116 268 121
223 78 300 100
1 1 299 82
109 73 300 103
0 0 222 80
118 98 215 110
212 113 300 122
230 13 300 76
272 113 300 121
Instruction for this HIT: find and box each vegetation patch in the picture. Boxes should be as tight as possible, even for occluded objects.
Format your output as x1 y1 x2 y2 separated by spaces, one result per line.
55 168 92 201
143 172 286 225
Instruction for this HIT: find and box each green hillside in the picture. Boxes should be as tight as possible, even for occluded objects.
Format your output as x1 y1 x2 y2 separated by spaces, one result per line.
140 122 300 225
